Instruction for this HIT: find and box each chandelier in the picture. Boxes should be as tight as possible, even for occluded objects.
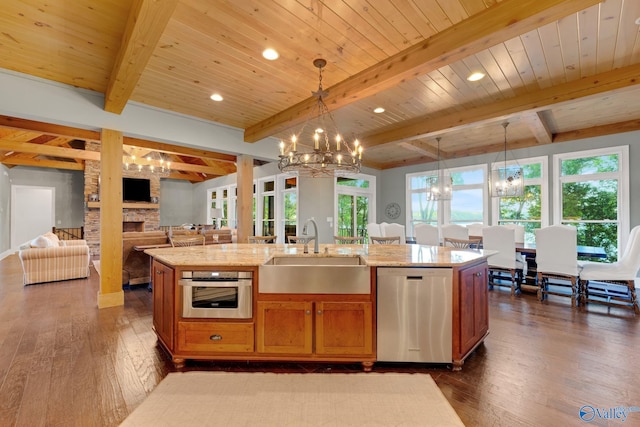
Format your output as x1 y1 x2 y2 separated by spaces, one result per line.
425 137 452 201
123 149 171 177
277 58 363 178
490 122 523 198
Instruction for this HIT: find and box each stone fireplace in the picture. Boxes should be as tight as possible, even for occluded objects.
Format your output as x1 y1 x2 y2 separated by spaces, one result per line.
84 141 161 257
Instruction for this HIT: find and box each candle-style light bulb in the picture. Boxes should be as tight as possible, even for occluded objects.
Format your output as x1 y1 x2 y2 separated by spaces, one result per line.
313 132 319 150
291 135 297 152
279 140 285 156
336 134 341 151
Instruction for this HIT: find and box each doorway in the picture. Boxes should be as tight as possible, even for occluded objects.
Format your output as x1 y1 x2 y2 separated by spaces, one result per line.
11 185 55 249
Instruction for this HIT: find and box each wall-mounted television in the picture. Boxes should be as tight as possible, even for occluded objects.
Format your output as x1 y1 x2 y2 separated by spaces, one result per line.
123 177 151 202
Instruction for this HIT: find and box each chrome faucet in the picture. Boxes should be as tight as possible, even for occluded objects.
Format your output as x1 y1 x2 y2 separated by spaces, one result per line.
302 218 319 254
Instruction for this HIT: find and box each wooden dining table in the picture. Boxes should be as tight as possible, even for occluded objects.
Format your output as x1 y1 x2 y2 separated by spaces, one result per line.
515 242 607 291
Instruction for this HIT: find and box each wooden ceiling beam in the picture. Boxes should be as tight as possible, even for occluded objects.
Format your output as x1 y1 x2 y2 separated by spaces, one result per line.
523 112 553 145
123 137 236 163
104 0 179 114
0 139 100 161
0 115 100 141
243 0 601 143
1 157 84 170
363 63 640 148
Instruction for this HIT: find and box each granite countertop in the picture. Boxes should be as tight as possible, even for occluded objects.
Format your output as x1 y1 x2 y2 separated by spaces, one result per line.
144 243 493 268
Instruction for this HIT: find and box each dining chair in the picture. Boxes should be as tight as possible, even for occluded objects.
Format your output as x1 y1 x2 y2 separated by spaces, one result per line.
503 224 526 243
248 236 277 244
288 236 314 244
482 226 526 296
333 236 365 244
579 225 640 314
466 223 486 239
443 237 482 249
370 236 402 244
441 224 469 243
366 223 382 243
381 223 406 244
169 234 205 247
413 224 440 246
535 225 582 307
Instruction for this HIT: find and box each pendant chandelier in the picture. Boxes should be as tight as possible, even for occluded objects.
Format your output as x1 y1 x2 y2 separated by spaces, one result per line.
425 137 452 201
124 149 171 177
490 122 523 198
277 58 363 178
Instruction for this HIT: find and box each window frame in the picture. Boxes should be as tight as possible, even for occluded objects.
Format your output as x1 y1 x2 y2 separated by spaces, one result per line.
552 145 629 254
491 155 549 240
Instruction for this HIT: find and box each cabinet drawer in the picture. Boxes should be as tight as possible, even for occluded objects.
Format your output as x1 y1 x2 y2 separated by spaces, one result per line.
177 321 254 353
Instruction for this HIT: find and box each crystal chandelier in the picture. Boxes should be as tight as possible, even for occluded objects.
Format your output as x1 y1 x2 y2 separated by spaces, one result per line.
490 122 523 198
425 137 452 201
277 58 363 178
124 150 171 177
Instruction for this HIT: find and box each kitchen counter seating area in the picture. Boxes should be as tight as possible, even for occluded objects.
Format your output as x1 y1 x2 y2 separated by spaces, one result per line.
145 243 492 372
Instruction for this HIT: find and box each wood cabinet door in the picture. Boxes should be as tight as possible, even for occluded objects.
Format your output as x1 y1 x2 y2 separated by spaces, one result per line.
256 301 313 354
458 264 488 356
315 302 373 356
152 260 175 348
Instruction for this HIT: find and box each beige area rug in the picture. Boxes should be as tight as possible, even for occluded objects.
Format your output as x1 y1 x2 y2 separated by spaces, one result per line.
92 260 100 276
119 371 465 427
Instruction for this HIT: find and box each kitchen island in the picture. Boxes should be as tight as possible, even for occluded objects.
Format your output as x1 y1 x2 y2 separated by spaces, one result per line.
145 243 492 371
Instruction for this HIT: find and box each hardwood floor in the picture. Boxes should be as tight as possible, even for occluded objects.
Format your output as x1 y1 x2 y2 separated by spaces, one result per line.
0 253 638 426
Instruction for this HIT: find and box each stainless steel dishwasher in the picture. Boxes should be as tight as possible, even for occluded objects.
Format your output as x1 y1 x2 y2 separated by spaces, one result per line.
377 268 452 363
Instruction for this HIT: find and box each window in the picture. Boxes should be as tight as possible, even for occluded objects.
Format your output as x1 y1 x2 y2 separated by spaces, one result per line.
207 185 236 229
407 165 487 235
281 176 298 241
335 174 375 239
445 165 487 226
492 156 548 243
258 178 276 237
553 146 629 261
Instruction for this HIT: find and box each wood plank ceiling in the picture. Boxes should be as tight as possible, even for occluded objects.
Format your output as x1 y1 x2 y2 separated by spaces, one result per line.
0 0 639 177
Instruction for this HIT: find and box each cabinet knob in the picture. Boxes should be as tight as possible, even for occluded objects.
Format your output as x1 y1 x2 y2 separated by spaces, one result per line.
305 310 311 315
317 310 323 315
209 334 222 341
476 272 482 277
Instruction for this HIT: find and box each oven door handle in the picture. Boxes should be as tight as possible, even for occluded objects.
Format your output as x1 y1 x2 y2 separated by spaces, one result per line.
179 279 251 287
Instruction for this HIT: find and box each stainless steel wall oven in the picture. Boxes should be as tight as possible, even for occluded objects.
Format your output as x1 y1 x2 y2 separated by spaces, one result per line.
179 270 252 319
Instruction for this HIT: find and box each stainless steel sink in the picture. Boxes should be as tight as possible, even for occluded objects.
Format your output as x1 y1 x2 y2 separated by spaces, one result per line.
259 255 370 294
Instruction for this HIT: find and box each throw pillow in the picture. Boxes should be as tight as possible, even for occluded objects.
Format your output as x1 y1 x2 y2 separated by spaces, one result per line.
30 235 54 248
43 232 61 246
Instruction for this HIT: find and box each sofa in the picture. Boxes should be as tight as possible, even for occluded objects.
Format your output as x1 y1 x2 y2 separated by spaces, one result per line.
18 232 91 285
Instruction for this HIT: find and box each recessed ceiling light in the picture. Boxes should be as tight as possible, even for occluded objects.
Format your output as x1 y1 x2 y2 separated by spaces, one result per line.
210 93 223 102
373 107 385 114
263 48 279 60
467 72 485 82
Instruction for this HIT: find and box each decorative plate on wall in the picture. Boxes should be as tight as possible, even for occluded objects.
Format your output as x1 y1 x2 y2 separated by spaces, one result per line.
385 202 401 219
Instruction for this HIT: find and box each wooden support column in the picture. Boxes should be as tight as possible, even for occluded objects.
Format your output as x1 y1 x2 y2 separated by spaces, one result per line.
97 129 124 308
236 155 253 243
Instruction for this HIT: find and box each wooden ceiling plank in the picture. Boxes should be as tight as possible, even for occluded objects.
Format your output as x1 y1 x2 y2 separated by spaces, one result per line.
104 0 179 114
244 0 602 143
523 112 553 145
363 62 640 148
